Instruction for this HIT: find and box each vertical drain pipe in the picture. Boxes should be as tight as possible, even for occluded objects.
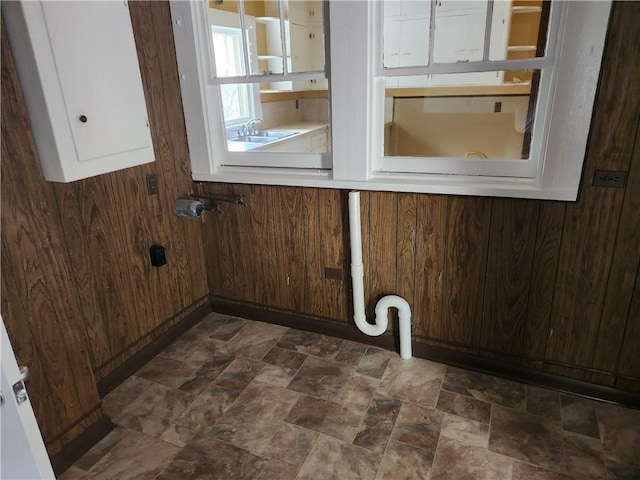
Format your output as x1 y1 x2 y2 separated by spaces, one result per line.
348 191 412 360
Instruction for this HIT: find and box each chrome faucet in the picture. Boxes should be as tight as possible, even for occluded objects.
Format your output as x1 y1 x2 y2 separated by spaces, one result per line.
238 118 263 137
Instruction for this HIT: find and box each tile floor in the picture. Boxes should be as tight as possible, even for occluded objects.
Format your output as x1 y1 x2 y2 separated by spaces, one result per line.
59 313 640 480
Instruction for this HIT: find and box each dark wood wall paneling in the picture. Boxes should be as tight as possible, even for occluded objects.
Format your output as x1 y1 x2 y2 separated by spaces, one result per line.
201 2 640 393
1 2 208 455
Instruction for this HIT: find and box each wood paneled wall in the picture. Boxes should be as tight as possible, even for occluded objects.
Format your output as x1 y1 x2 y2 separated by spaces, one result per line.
199 2 640 393
1 2 208 455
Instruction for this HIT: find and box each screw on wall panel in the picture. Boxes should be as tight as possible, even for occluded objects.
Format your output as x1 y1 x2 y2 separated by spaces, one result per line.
593 170 627 188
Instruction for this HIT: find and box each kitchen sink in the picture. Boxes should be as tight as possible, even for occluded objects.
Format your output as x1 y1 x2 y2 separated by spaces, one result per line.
230 136 272 144
230 130 299 144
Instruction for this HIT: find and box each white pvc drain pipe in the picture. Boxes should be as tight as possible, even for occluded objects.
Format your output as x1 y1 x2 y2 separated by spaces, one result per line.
348 191 412 360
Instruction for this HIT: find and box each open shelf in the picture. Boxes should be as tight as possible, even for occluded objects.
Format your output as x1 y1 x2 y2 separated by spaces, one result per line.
511 6 543 14
507 45 537 52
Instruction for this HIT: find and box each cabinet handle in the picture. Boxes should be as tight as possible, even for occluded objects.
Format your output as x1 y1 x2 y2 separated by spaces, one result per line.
79 115 88 123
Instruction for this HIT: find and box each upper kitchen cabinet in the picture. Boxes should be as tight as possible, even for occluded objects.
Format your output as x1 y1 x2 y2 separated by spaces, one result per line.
2 1 155 183
383 0 512 87
256 0 326 91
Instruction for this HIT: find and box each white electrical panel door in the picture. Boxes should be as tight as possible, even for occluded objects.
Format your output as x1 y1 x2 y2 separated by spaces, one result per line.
3 1 155 182
42 2 150 163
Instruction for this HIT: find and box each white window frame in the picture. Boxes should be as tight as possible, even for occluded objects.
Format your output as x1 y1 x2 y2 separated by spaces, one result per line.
211 24 261 135
171 0 612 201
171 1 330 172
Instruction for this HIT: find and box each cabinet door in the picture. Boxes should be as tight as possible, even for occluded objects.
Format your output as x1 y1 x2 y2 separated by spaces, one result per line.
42 2 151 163
401 0 430 17
289 22 310 73
433 8 487 63
308 25 325 71
398 18 430 67
310 130 328 152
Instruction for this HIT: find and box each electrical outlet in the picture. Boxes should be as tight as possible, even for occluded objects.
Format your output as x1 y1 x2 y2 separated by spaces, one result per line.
324 267 343 280
593 170 627 188
146 173 159 195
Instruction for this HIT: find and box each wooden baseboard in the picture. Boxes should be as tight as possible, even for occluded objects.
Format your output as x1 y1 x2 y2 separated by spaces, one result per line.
97 301 212 397
211 297 640 408
50 414 116 476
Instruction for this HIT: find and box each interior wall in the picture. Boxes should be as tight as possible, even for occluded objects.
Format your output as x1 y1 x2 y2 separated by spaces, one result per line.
390 96 527 158
1 2 208 455
199 2 640 394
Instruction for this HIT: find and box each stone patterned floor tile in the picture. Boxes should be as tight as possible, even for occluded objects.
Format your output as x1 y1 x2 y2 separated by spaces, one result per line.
208 317 245 341
596 402 640 467
605 459 640 480
117 382 195 437
73 427 124 471
512 462 573 480
429 438 513 480
262 346 308 370
218 381 301 425
356 347 394 379
276 329 344 359
175 384 238 433
254 458 301 480
82 429 180 480
190 312 233 333
442 367 527 410
101 376 155 422
224 321 287 360
436 389 491 424
155 435 268 480
262 347 308 371
213 357 263 392
440 413 490 448
211 419 318 466
527 386 561 421
375 439 434 480
560 394 600 439
296 434 381 480
159 331 228 369
563 431 607 480
335 340 368 365
256 420 319 465
378 357 446 407
287 356 355 401
489 405 565 473
134 355 198 389
353 394 402 453
253 363 296 387
178 354 235 395
159 423 199 447
286 394 366 443
338 373 381 411
392 402 444 452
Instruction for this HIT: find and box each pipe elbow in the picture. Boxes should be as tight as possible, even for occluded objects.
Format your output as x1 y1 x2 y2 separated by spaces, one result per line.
354 315 387 337
376 295 411 317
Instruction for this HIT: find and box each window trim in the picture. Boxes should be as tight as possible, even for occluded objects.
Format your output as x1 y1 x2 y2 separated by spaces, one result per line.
171 0 612 201
211 24 262 134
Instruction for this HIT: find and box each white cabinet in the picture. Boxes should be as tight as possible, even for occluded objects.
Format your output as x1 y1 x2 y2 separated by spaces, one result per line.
259 1 325 92
383 0 510 88
310 129 329 153
3 1 154 183
287 0 323 26
434 9 486 63
259 127 328 153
